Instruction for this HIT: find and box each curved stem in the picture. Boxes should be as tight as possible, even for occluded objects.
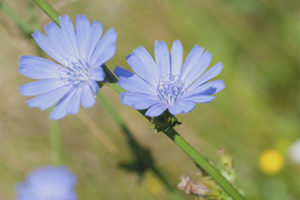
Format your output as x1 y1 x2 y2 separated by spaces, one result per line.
30 1 244 199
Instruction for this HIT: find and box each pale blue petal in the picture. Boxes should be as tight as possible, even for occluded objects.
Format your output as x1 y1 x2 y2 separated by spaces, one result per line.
44 22 71 61
121 92 159 110
26 85 72 110
145 103 167 117
188 62 223 91
115 67 156 94
187 80 225 96
19 56 61 79
180 45 204 79
50 91 75 120
183 95 215 103
155 41 170 77
81 84 95 108
132 46 159 83
76 15 90 60
126 51 159 87
170 40 183 75
89 80 99 94
89 28 117 68
168 101 195 115
67 89 81 115
179 101 195 113
59 15 79 58
181 47 212 87
19 79 65 96
91 66 105 81
32 30 66 64
86 20 103 61
168 104 183 115
114 66 133 78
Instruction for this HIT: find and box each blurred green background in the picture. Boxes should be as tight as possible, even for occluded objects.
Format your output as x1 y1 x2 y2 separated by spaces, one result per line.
0 0 300 199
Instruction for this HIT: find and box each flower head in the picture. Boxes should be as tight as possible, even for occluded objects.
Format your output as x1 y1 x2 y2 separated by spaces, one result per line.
16 166 77 200
259 149 284 174
114 40 225 117
19 15 117 120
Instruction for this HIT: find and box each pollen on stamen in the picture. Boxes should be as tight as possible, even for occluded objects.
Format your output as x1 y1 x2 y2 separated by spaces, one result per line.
157 75 185 105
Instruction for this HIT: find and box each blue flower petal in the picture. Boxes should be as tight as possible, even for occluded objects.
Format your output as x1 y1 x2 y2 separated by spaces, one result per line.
187 80 225 96
67 89 81 115
76 15 90 60
189 62 223 91
19 56 61 79
181 46 212 87
44 22 72 61
183 95 215 103
32 30 66 64
59 15 79 59
168 104 183 115
27 85 72 110
121 92 159 110
81 84 95 108
145 103 167 117
114 66 133 78
88 80 99 94
115 67 156 94
126 45 160 86
50 91 75 120
89 28 117 68
155 41 170 77
91 66 105 81
86 20 103 61
168 100 195 115
19 79 65 96
179 101 195 113
132 46 159 83
171 40 183 75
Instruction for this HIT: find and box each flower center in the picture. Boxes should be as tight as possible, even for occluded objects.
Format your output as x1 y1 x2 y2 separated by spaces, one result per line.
157 75 184 105
58 58 91 87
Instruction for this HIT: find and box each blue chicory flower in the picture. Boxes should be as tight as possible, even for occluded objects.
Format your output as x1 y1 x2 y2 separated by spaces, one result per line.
114 40 225 117
19 15 117 120
15 166 77 200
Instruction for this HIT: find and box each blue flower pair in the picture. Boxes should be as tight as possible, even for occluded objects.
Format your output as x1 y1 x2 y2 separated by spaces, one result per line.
19 15 225 120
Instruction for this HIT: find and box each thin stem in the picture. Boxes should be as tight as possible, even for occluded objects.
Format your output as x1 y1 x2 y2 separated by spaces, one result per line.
164 129 244 200
0 1 35 34
49 118 64 165
32 0 60 25
31 1 244 199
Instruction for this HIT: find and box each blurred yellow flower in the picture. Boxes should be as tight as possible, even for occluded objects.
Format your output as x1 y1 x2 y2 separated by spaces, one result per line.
259 149 284 174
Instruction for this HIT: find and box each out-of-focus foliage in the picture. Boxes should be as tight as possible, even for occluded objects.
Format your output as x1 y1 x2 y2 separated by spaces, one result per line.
0 0 299 199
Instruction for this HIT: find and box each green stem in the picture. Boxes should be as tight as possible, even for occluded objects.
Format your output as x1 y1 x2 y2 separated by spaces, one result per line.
49 118 64 166
164 129 243 199
0 1 35 34
31 1 244 199
32 0 60 25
